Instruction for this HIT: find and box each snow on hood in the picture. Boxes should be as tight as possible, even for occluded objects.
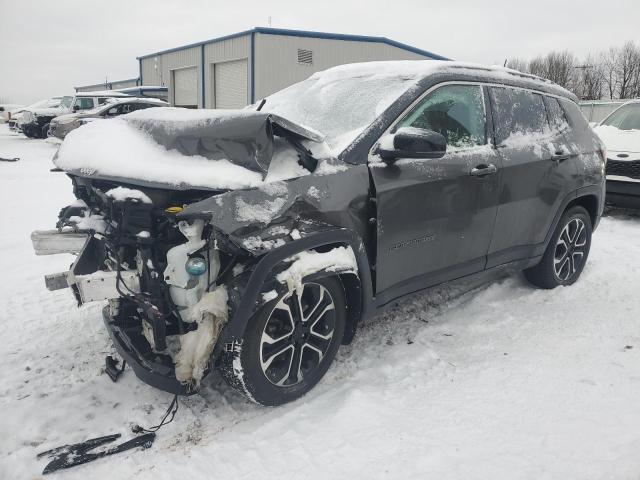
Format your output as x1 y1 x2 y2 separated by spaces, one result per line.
54 108 333 190
593 125 640 153
29 106 69 116
55 117 265 190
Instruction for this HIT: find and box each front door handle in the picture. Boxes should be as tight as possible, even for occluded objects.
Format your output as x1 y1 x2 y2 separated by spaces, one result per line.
469 163 498 177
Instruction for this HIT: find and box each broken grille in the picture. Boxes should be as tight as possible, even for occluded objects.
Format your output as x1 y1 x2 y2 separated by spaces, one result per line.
606 160 640 180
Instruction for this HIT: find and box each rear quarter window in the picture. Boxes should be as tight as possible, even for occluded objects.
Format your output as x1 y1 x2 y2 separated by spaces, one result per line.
544 97 570 132
559 99 589 131
490 87 549 144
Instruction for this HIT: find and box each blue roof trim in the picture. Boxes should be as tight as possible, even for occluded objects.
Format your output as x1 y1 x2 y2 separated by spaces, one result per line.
137 27 449 61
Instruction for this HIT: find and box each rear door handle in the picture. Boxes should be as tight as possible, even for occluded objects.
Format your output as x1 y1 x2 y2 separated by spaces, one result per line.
469 163 498 177
552 150 570 162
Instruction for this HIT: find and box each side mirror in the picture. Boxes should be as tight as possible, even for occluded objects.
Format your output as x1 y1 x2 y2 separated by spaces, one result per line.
72 105 81 112
378 127 447 163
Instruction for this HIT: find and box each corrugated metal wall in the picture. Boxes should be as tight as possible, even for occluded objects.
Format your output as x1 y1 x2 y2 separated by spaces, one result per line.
203 35 250 108
140 46 201 106
253 34 427 100
139 32 435 108
76 78 139 92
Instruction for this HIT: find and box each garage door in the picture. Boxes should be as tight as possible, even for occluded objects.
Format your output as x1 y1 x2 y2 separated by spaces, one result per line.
173 67 198 108
214 59 248 109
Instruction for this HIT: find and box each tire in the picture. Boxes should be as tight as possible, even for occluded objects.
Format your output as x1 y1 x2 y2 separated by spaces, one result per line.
41 123 50 139
221 276 346 406
524 206 592 289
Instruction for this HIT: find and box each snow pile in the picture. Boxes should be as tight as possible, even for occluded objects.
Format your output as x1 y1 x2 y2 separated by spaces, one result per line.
105 186 152 203
235 196 287 224
593 124 640 153
174 285 228 384
55 118 264 190
276 246 358 292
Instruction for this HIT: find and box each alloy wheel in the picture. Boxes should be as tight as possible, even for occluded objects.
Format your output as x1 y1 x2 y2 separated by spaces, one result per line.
553 218 587 281
259 283 336 387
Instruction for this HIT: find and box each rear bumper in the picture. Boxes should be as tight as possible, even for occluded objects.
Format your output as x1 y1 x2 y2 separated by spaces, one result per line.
102 305 197 396
606 179 640 209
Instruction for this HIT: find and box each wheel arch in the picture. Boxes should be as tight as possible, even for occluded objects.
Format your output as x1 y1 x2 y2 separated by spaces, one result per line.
219 229 373 348
565 193 599 227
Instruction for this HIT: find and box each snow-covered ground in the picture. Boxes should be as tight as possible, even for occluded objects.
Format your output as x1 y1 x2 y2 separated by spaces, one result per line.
1 123 640 479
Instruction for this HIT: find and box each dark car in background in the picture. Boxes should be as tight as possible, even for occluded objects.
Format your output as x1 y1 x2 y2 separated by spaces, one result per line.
32 61 605 406
593 100 640 208
49 97 169 139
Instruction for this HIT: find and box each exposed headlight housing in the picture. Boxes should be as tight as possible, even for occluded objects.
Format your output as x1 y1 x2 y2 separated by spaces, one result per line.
185 255 207 276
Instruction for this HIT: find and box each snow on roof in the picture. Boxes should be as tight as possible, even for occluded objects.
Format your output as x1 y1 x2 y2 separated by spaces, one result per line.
305 60 573 97
76 90 131 97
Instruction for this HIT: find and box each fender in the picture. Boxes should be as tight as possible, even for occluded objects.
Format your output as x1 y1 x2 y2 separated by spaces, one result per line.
533 183 604 258
218 228 374 344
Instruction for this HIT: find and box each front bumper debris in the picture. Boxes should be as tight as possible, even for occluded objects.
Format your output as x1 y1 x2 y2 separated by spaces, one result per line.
102 305 197 395
31 229 89 255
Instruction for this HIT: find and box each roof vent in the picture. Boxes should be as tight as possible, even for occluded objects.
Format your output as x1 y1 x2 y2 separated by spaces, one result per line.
297 49 313 65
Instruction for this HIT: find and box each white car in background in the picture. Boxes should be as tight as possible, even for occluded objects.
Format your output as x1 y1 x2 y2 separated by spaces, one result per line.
0 104 23 123
8 97 62 131
593 99 640 208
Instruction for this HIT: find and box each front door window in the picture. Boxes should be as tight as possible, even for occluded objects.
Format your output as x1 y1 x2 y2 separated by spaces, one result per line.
396 84 487 149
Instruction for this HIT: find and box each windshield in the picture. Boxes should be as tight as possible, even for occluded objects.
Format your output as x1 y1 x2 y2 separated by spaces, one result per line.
261 70 421 153
601 103 640 130
59 96 73 109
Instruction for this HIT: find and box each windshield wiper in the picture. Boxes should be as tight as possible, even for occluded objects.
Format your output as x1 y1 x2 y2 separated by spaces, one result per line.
256 98 266 111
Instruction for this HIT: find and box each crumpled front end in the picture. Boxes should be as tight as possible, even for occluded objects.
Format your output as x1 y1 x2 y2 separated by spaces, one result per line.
31 179 236 394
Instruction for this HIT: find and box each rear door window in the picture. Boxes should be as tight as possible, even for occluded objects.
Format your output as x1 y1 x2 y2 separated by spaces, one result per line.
396 84 487 149
490 87 549 144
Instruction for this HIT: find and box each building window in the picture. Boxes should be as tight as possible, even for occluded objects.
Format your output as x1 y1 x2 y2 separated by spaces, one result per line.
297 49 313 66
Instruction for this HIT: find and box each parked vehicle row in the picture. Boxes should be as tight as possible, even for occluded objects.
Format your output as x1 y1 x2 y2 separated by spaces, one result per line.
8 91 168 139
31 60 606 406
49 97 168 139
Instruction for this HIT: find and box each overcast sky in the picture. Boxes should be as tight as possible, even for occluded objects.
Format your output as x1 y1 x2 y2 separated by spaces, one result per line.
1 0 638 104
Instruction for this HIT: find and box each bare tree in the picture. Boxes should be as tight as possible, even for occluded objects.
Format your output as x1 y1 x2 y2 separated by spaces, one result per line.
505 58 530 74
506 41 639 100
616 41 640 99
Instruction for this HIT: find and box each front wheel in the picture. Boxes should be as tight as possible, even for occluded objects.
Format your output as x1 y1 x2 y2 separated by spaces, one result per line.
524 206 592 289
220 276 346 406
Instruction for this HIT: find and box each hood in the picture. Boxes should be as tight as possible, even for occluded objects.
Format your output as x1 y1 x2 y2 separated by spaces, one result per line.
593 125 640 155
54 108 329 191
30 106 70 117
124 108 324 172
52 112 81 123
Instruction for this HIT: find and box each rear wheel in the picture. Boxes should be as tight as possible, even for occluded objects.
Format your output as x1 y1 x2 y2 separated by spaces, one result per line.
221 276 346 406
524 206 592 289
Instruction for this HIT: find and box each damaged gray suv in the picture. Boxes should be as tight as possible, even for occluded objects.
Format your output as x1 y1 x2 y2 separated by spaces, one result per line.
32 61 606 406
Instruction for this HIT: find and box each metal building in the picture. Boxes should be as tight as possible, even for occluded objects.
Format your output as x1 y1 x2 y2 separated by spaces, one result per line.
75 78 140 93
137 27 448 109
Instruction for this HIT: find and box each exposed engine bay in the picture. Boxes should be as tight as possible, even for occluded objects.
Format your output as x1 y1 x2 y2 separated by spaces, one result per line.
32 177 246 392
